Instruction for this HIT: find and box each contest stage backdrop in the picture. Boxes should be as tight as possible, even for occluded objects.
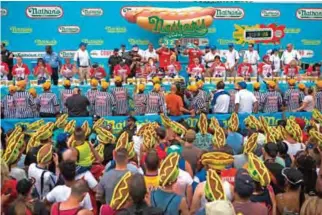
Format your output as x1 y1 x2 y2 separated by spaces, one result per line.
1 1 322 68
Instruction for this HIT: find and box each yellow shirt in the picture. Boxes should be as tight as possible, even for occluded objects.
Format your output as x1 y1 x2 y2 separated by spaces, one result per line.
75 141 92 167
144 174 159 191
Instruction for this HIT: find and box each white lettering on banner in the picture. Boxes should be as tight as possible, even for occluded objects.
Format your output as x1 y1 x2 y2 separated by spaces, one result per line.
296 8 322 20
179 38 209 46
10 26 33 34
297 50 314 58
90 50 114 58
26 6 63 19
59 51 76 58
261 10 281 17
58 26 80 34
1 8 8 16
213 7 244 19
13 52 45 59
81 8 103 16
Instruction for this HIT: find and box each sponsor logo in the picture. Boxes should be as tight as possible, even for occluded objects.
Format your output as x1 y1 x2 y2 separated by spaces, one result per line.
58 26 80 34
105 26 127 33
81 39 104 46
301 39 321 46
59 51 76 58
213 7 244 19
298 50 314 58
128 38 150 46
26 6 63 19
12 52 45 59
217 39 237 46
284 28 301 34
90 50 114 58
10 26 33 34
34 39 57 46
261 10 280 17
296 8 322 20
1 8 7 16
81 8 103 16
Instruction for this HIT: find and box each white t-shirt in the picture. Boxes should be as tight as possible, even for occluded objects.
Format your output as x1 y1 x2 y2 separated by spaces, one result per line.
213 90 230 113
10 167 27 181
46 185 93 210
281 50 301 65
28 163 57 199
204 52 221 67
235 89 257 113
75 171 98 190
270 54 281 72
173 169 193 196
143 49 158 61
226 50 240 68
244 50 260 64
74 49 90 67
303 95 315 112
283 140 305 156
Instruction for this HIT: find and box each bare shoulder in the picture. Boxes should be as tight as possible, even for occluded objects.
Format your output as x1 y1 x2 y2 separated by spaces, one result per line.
78 209 94 215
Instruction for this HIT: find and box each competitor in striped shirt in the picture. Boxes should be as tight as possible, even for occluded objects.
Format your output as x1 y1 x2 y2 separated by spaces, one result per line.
146 84 165 115
39 82 60 117
13 80 36 118
29 88 40 117
93 81 115 116
253 82 264 112
86 79 100 116
111 76 129 116
133 84 147 115
60 80 73 113
1 85 16 118
228 88 237 113
315 80 322 111
262 81 283 113
196 80 211 111
283 79 304 111
190 84 208 114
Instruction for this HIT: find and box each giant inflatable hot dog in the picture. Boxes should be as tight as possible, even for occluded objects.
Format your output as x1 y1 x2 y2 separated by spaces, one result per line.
121 6 216 35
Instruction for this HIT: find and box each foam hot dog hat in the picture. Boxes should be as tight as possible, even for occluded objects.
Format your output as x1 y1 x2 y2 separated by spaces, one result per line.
2 140 20 165
243 133 258 154
96 127 116 144
37 122 55 141
7 126 22 143
198 113 208 135
64 120 76 134
228 112 239 132
309 130 322 146
142 133 157 150
244 115 262 131
212 126 226 149
137 122 159 136
169 120 187 136
159 153 180 187
54 114 68 129
160 113 173 128
209 117 220 131
91 143 104 162
37 144 53 164
201 152 234 171
247 153 271 187
312 109 322 124
81 120 91 137
285 118 302 143
115 131 129 150
110 171 132 211
127 142 136 160
93 118 106 131
205 169 226 201
27 119 45 131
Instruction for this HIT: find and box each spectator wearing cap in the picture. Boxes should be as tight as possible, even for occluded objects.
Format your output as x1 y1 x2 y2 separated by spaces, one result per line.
43 45 61 85
156 43 173 70
1 85 16 118
143 43 158 64
89 63 106 81
258 55 273 79
86 79 100 116
93 81 115 117
74 42 91 84
60 80 73 113
65 87 90 117
210 55 226 78
111 76 129 115
133 84 147 115
275 168 305 214
113 60 131 80
284 79 304 112
233 169 268 215
270 48 282 76
261 81 283 113
253 82 263 112
184 39 203 65
60 57 76 80
284 59 299 78
226 43 240 77
296 87 315 112
234 81 258 114
108 48 122 76
187 57 205 79
244 43 260 77
0 58 9 80
1 42 14 80
39 82 59 117
33 58 52 85
316 80 322 111
12 56 30 81
13 80 36 118
306 63 321 77
281 43 301 67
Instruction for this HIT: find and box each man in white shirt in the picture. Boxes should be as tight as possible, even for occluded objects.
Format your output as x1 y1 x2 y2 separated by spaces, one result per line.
270 48 281 76
143 43 158 63
234 81 258 113
204 46 221 76
211 81 230 113
281 43 301 67
74 42 91 84
225 43 240 77
243 44 260 77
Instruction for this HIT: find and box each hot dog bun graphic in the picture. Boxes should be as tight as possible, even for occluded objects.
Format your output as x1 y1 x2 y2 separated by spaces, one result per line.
121 7 215 32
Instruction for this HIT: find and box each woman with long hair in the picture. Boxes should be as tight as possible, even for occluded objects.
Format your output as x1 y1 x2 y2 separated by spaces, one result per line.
295 153 317 195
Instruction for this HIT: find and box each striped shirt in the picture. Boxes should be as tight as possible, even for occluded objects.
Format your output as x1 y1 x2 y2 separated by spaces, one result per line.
32 96 40 117
146 92 164 114
13 91 35 118
191 91 208 114
262 91 283 113
228 90 237 113
254 91 264 112
199 89 210 110
316 90 322 111
111 87 129 115
86 89 99 115
1 95 15 118
284 88 304 111
60 89 73 113
134 93 147 115
93 91 115 116
39 92 60 114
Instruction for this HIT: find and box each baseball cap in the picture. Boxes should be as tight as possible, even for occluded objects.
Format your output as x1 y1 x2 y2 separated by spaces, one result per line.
228 43 234 47
282 167 303 185
16 178 35 196
205 200 236 215
234 169 255 197
92 63 99 69
237 81 247 89
113 48 119 52
121 44 126 47
167 145 182 155
205 45 210 49
132 44 139 51
184 129 196 142
211 45 217 50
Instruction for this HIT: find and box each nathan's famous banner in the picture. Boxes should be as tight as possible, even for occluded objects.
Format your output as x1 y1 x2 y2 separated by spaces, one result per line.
1 112 313 134
1 1 322 69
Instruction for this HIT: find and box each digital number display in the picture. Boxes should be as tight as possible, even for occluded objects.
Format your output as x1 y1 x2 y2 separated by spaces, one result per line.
245 30 272 39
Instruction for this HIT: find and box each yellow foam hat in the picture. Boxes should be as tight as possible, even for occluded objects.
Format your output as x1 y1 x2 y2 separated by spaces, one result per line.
190 84 198 92
43 82 51 90
288 79 296 86
253 82 260 89
8 85 16 92
101 81 109 89
29 88 37 97
152 76 160 84
154 83 161 91
197 80 204 88
16 80 26 89
317 80 322 88
115 76 122 83
64 79 71 86
37 144 53 164
138 84 145 91
159 153 180 187
267 81 276 88
110 172 132 210
298 83 305 90
90 79 98 87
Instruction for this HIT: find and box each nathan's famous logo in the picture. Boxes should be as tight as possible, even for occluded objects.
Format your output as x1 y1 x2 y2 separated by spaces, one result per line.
90 50 114 58
12 52 45 59
121 6 215 37
105 26 127 33
34 39 57 46
128 38 150 46
26 6 63 19
233 23 285 45
58 26 80 34
301 39 321 46
81 39 104 45
217 39 237 46
1 8 7 16
296 8 322 20
10 26 32 34
81 8 103 16
261 10 280 18
59 51 76 58
213 7 244 19
284 28 301 34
